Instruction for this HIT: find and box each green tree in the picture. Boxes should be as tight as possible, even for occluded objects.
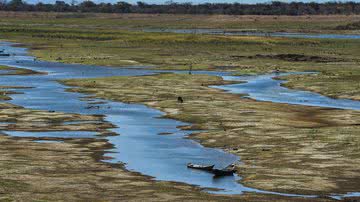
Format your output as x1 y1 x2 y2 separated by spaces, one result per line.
7 0 25 11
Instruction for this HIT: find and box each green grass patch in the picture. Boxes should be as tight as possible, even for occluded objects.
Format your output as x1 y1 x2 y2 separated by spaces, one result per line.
1 13 360 100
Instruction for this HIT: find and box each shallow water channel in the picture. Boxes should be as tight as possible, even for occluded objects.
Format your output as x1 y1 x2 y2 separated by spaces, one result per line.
0 41 359 199
143 28 360 40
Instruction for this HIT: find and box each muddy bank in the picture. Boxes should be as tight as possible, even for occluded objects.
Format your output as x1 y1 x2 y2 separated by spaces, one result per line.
0 102 113 131
0 135 219 201
231 54 347 63
280 73 360 101
0 65 43 76
0 133 334 201
335 21 360 30
0 78 212 201
1 40 358 198
143 28 360 39
62 73 360 197
0 75 324 201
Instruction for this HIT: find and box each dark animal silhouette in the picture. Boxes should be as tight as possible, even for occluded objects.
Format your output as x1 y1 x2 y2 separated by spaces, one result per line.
86 105 100 109
177 96 184 103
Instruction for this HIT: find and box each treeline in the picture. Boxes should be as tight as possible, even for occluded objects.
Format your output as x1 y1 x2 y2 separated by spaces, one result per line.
1 0 360 15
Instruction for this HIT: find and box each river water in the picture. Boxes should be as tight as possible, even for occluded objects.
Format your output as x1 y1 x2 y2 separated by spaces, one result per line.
0 41 359 199
143 29 360 40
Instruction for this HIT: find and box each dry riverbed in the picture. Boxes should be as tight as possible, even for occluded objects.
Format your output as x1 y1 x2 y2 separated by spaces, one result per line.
0 67 325 201
63 73 360 198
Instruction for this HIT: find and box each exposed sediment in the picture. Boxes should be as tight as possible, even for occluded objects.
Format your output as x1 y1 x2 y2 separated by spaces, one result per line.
62 73 360 196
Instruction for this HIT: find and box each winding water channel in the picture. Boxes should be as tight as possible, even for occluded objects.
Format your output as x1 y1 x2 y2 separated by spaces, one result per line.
0 41 359 199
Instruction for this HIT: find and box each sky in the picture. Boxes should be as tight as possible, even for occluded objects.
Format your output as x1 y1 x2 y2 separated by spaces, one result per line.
26 0 360 4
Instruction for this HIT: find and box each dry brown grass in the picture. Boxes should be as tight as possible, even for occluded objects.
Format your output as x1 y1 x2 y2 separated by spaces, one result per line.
0 89 326 201
63 73 360 197
1 11 359 32
0 72 334 201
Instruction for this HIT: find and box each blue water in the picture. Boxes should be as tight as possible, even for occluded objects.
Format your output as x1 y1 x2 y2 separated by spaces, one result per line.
0 41 359 199
144 28 360 40
215 73 360 110
0 41 247 195
0 69 15 75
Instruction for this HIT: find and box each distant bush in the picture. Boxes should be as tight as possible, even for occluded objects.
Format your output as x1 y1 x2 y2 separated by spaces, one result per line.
336 22 360 30
31 33 116 41
1 0 360 15
54 13 93 18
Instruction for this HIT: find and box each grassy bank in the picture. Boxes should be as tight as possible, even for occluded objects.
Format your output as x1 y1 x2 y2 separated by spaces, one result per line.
0 65 40 76
63 73 360 196
0 132 332 201
281 73 360 101
1 13 360 100
1 12 360 200
0 69 326 201
1 12 360 32
0 65 42 100
0 69 215 201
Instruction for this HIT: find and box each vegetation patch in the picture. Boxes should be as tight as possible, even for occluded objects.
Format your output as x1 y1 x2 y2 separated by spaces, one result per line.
0 73 316 201
336 21 360 30
63 73 360 195
1 2 360 16
0 134 232 201
0 65 42 76
241 54 347 63
1 14 359 85
281 72 360 101
1 13 360 200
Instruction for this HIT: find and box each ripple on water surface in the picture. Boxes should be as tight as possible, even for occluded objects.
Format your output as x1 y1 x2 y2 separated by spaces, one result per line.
4 131 99 138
